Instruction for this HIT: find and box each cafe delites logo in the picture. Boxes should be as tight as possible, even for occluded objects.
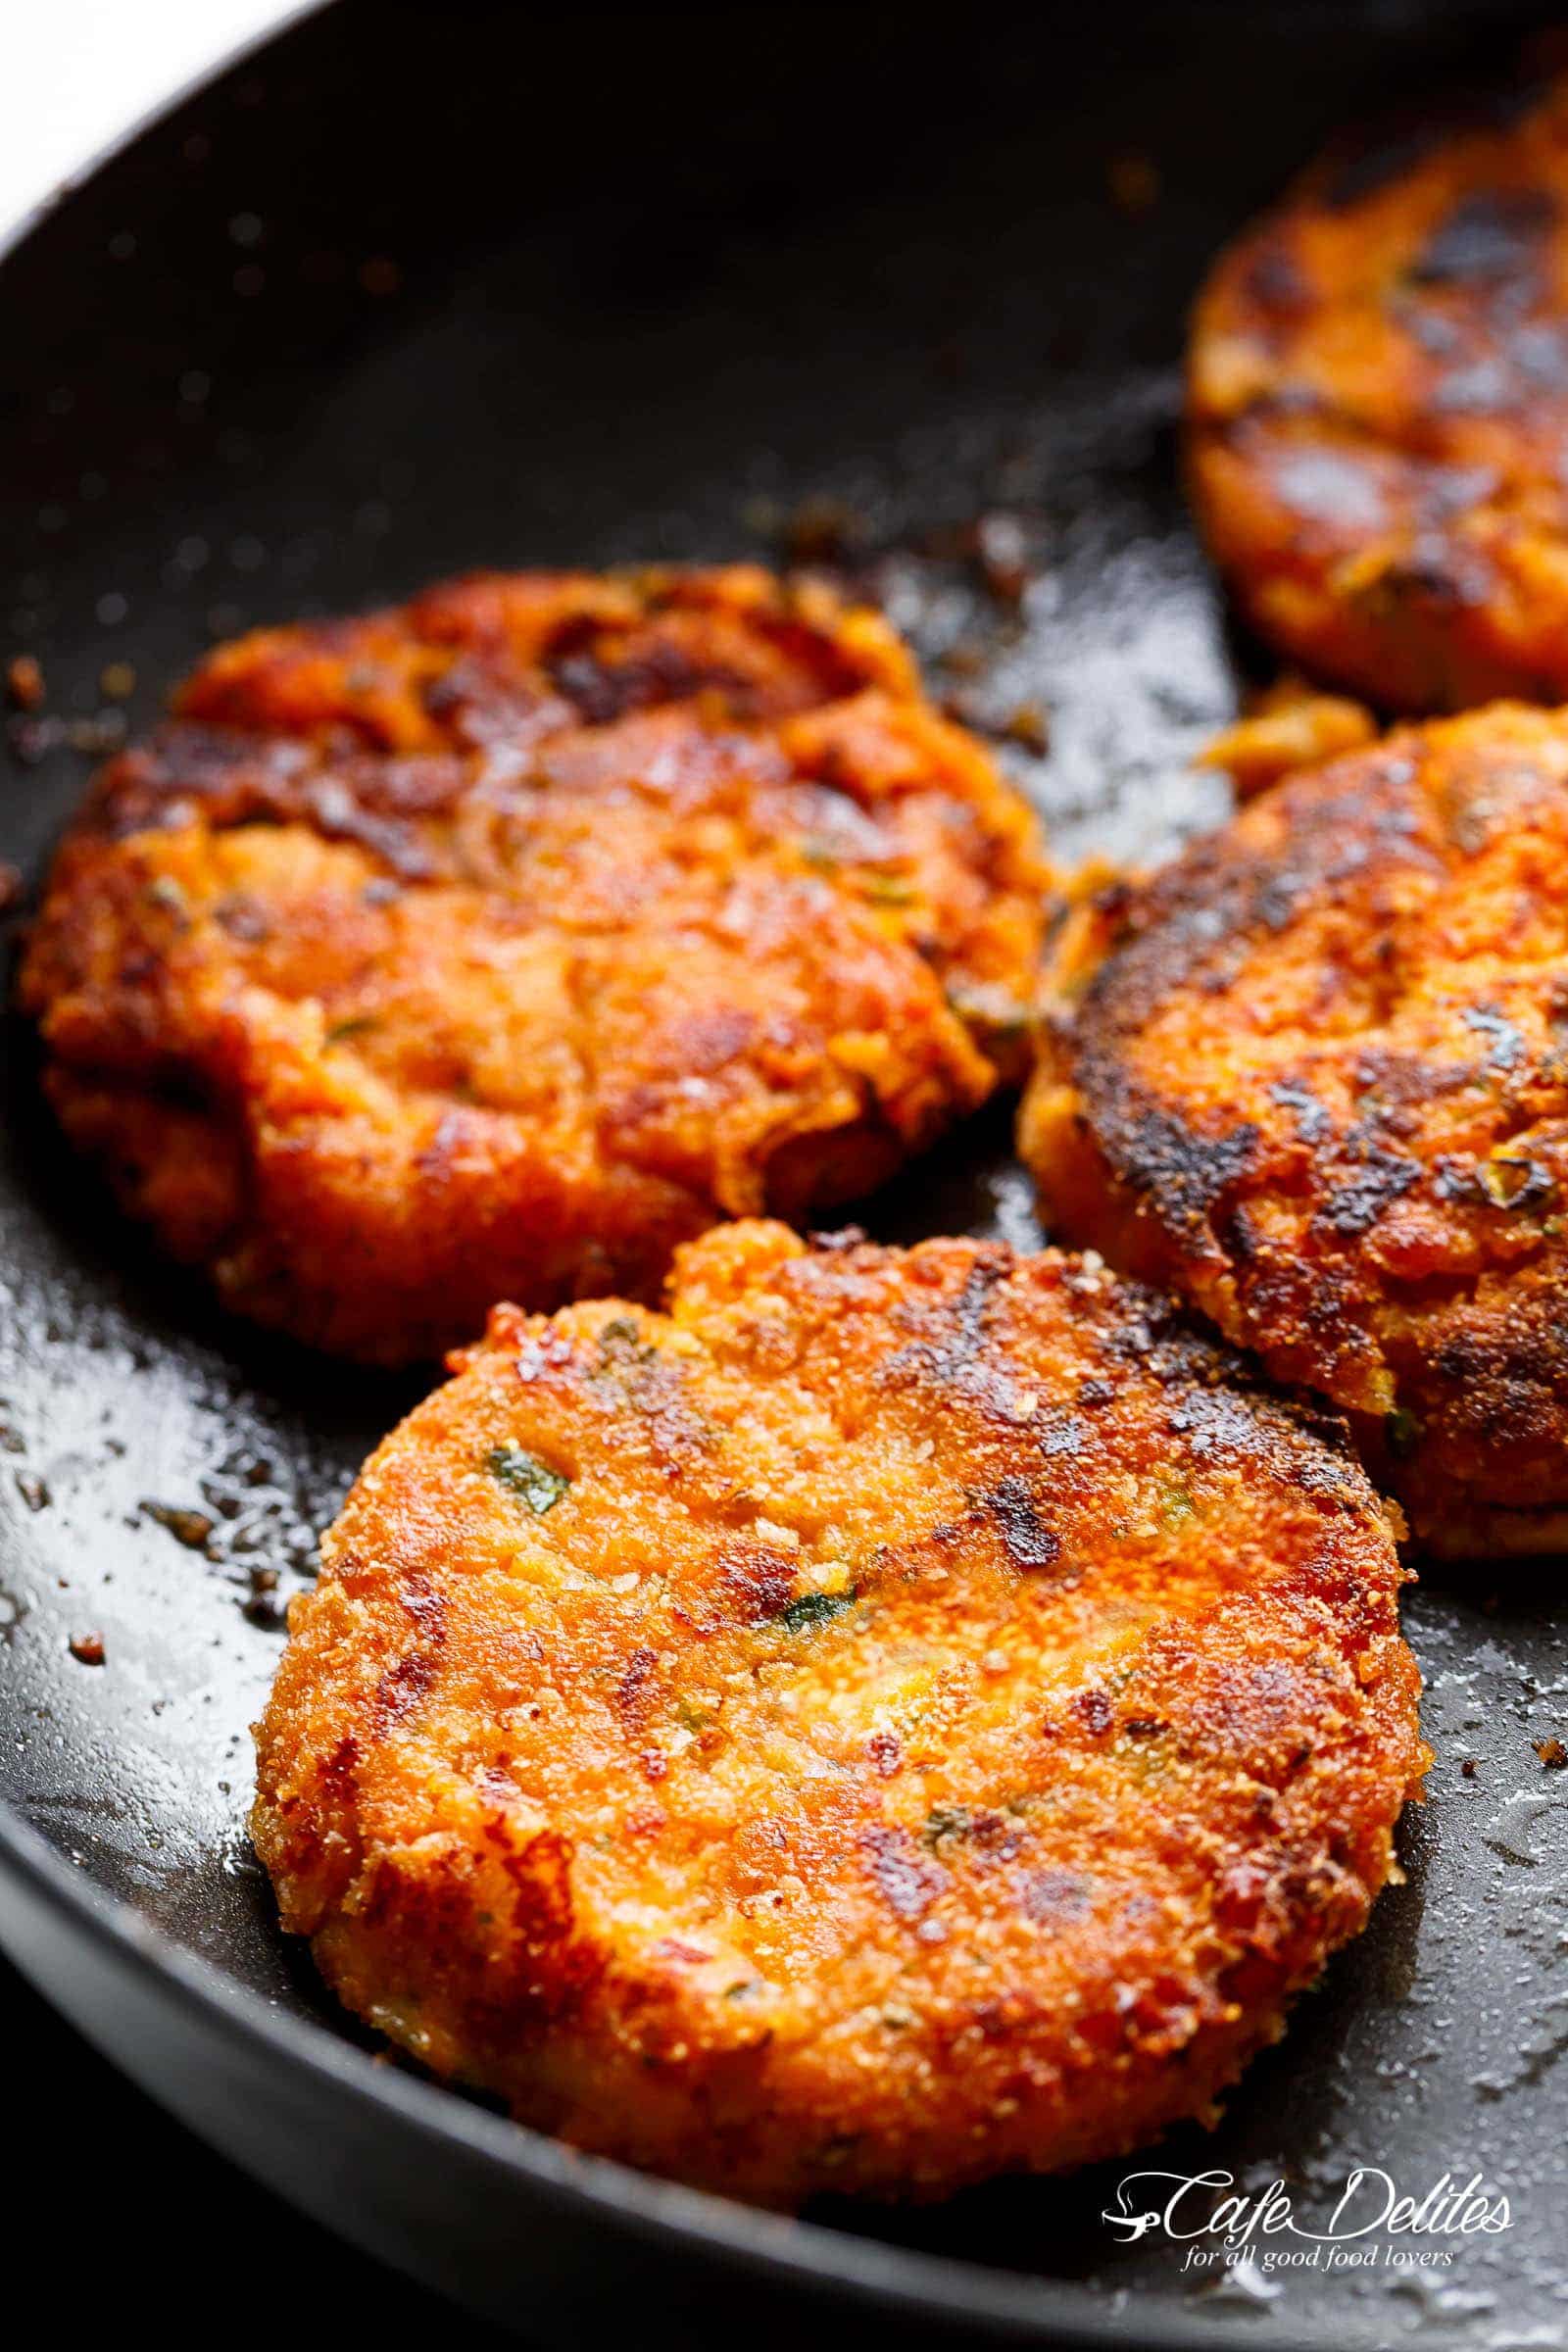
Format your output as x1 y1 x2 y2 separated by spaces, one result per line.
1102 2164 1513 2283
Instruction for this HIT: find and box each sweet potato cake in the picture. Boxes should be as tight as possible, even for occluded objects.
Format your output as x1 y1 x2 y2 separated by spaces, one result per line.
1022 703 1568 1556
21 567 1046 1362
1189 70 1568 710
252 1219 1422 2206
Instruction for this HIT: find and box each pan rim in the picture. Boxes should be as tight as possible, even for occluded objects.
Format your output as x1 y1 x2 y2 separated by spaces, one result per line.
0 1766 1324 2349
0 0 329 274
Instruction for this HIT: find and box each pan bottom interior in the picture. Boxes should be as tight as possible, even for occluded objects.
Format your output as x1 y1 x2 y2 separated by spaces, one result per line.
0 3 1564 2343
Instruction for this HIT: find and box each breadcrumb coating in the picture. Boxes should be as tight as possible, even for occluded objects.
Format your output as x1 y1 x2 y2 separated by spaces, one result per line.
21 567 1048 1361
1023 702 1568 1554
1190 71 1568 710
253 1220 1422 2204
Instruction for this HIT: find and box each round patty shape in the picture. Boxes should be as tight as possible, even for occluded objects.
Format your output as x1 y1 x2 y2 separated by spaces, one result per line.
252 1220 1422 2207
1021 703 1568 1556
1189 70 1568 710
21 567 1046 1362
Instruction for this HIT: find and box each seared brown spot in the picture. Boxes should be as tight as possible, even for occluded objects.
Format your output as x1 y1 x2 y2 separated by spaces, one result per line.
860 1824 949 1922
983 1474 1062 1570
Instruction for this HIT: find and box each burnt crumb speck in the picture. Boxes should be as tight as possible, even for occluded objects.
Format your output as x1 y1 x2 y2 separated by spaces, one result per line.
1072 1688 1114 1738
1535 1736 1567 1769
69 1631 106 1666
775 496 865 567
1003 701 1050 754
971 513 1033 605
15 1472 50 1512
6 653 44 710
142 1499 218 1553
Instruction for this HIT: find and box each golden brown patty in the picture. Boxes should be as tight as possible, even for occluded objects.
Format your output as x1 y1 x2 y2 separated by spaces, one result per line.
252 1219 1422 2206
21 566 1047 1362
1021 703 1568 1556
1189 70 1568 710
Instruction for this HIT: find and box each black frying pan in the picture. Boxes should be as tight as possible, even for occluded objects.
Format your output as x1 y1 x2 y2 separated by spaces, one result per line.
1 5 1564 2344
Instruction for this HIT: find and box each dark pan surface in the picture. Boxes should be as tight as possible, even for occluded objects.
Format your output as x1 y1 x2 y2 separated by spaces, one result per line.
1 4 1565 2344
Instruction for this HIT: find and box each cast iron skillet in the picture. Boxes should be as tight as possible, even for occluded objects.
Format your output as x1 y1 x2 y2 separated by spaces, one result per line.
1 4 1564 2344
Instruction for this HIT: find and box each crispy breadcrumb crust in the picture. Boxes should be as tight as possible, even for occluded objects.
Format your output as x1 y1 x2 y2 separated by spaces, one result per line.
21 567 1048 1362
1022 703 1568 1554
252 1221 1423 2206
1189 71 1568 710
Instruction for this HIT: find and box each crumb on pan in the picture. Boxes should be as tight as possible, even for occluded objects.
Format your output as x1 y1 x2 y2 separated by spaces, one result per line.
1199 676 1377 799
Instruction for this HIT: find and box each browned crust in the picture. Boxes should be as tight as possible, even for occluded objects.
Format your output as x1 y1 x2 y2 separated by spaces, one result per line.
21 567 1049 1362
1188 70 1568 710
252 1220 1423 2207
1021 703 1568 1552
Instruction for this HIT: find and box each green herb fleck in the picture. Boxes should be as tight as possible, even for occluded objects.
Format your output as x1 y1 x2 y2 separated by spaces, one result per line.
922 1805 974 1851
944 981 1031 1045
487 1446 570 1513
324 1015 377 1047
859 872 916 906
1479 1154 1555 1212
144 875 189 921
1384 1406 1423 1460
779 1586 858 1634
1158 1480 1196 1528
